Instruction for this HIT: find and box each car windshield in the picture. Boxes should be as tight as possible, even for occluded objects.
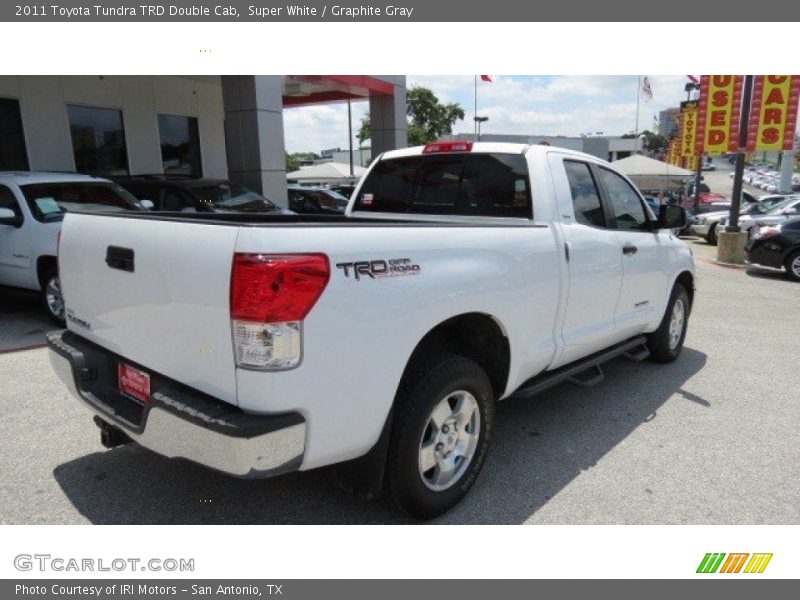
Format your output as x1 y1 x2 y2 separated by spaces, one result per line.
20 182 141 222
192 183 281 212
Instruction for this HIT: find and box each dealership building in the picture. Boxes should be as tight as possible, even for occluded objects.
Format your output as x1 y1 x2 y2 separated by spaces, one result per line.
0 75 407 206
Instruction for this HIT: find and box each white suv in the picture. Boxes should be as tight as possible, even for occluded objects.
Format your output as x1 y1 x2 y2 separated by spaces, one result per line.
0 172 143 322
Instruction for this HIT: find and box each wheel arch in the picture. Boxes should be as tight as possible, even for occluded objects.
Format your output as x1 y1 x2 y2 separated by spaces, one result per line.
673 270 695 313
36 255 58 291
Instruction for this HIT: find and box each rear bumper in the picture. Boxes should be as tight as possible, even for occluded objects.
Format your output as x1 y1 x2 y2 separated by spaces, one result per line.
47 329 306 479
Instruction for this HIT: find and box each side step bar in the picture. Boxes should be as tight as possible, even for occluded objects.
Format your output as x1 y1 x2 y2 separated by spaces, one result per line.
508 336 649 400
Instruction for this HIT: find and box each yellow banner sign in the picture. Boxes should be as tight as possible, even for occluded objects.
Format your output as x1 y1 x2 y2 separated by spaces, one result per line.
696 75 743 155
679 100 698 157
746 75 800 152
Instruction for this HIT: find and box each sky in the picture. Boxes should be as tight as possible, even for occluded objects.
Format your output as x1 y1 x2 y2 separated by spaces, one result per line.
282 75 697 153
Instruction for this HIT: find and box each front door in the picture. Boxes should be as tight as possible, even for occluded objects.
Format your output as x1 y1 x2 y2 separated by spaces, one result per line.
595 166 668 337
551 157 625 367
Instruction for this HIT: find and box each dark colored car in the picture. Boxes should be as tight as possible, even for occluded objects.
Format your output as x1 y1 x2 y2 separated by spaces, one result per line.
113 175 288 214
287 185 349 214
745 217 800 281
329 184 357 199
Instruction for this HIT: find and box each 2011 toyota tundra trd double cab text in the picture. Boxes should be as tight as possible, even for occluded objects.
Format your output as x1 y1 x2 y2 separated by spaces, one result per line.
48 142 695 518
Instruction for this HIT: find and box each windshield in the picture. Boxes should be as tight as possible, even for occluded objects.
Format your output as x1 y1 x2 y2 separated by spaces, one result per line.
766 197 799 215
21 182 141 222
192 183 280 212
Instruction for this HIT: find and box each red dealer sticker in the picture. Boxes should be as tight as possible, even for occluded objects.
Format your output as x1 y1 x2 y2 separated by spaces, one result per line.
118 363 151 405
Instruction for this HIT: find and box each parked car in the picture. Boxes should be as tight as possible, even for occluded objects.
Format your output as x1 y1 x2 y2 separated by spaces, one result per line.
0 172 143 323
48 142 694 518
718 196 800 237
287 185 349 214
691 195 789 245
328 184 357 199
114 175 289 214
746 217 800 281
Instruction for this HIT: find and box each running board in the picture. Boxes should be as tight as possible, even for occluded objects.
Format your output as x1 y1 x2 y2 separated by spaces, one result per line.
507 336 648 400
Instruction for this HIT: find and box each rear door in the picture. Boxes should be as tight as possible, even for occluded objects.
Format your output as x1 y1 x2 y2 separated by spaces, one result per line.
59 213 241 404
550 156 624 366
595 166 668 337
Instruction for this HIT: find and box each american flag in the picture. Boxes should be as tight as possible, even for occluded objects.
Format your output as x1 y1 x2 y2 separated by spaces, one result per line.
641 76 653 102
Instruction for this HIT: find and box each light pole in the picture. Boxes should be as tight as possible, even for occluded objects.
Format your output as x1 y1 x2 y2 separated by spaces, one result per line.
474 116 488 141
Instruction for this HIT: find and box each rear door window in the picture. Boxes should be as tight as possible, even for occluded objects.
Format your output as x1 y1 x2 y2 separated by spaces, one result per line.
355 152 531 218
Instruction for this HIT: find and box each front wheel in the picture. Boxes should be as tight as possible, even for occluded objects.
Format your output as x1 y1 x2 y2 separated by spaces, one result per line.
41 268 65 325
387 354 494 519
784 250 800 282
706 223 718 246
647 283 690 363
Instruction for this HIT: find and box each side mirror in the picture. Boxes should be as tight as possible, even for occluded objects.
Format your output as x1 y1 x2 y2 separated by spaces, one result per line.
0 207 22 227
139 199 155 210
657 204 687 229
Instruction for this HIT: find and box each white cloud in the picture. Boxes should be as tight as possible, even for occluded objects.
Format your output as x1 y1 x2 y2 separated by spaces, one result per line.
282 101 369 153
282 75 702 152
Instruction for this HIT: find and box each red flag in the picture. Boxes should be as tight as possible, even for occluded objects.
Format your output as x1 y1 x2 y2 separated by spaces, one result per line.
480 75 492 82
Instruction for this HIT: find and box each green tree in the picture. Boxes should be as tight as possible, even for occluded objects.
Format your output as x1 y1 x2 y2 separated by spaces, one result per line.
286 151 320 172
357 86 465 147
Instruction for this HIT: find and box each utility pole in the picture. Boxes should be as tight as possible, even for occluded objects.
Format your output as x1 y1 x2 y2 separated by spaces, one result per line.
727 75 754 233
347 99 354 179
693 155 703 212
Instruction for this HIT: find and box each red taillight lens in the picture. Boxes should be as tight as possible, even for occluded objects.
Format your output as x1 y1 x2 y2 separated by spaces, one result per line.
230 253 330 322
423 141 473 154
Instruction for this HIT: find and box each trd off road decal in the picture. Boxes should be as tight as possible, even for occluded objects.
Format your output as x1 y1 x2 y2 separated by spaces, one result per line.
336 258 421 281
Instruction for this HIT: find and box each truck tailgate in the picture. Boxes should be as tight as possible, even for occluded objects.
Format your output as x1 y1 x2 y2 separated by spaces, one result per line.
59 213 240 404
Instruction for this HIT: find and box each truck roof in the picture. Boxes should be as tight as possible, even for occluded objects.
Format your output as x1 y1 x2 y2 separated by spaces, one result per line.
379 142 608 164
0 171 111 185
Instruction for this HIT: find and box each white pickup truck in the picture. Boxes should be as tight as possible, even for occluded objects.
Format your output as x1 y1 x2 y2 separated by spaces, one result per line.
48 142 695 518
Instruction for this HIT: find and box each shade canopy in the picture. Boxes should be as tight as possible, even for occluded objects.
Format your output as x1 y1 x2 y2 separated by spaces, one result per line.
612 155 694 191
286 161 367 183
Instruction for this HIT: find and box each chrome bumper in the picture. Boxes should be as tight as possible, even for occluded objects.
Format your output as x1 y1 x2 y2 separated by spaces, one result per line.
48 330 305 479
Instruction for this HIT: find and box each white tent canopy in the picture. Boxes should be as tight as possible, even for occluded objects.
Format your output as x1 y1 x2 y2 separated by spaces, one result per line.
612 155 694 191
286 161 366 184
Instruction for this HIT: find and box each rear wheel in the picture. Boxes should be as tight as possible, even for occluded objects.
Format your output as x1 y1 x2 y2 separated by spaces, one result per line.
647 283 690 363
706 223 718 246
41 267 65 325
784 250 800 282
387 354 494 519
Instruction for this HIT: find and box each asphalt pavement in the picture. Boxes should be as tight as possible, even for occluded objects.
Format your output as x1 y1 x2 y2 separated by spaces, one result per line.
1 251 798 524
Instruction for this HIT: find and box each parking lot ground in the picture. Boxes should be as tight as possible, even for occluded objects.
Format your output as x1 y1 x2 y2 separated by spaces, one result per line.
1 254 798 525
0 288 52 353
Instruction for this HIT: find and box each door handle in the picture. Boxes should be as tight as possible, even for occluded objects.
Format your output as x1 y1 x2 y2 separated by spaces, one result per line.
622 244 638 255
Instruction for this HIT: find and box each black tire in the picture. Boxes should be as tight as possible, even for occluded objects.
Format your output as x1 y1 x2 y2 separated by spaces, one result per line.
706 223 718 246
40 267 65 325
784 250 800 282
387 354 494 520
647 283 690 363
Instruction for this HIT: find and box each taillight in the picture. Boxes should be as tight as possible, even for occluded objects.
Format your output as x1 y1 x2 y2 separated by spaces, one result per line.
423 141 473 154
230 253 329 371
